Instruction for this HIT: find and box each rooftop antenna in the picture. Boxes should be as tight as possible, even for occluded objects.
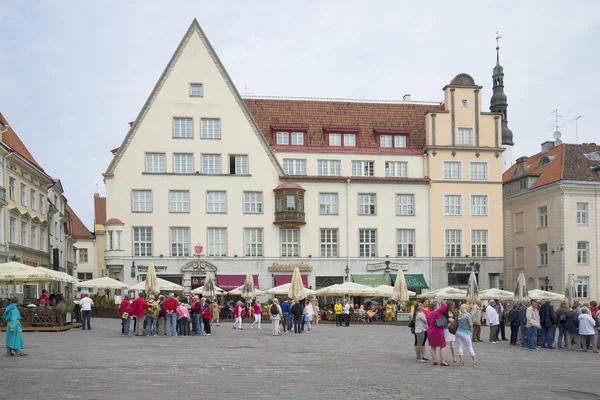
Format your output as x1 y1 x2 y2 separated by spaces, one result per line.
495 31 502 55
568 115 583 144
551 109 563 132
244 84 254 96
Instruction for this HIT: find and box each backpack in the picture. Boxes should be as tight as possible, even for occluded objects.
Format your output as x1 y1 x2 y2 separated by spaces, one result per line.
270 304 279 316
146 303 157 316
559 312 568 323
242 309 247 318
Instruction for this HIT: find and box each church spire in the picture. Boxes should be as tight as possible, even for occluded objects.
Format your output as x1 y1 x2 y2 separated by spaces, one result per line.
490 32 513 146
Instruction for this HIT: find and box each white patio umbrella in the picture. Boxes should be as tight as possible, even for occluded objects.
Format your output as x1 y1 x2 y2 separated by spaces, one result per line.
130 277 183 292
190 284 227 295
372 285 416 297
202 271 217 299
144 261 159 297
37 267 79 284
391 270 410 302
417 287 467 300
526 289 566 301
0 262 60 283
288 267 307 301
466 271 479 303
564 274 578 306
314 282 383 297
479 288 514 301
265 283 316 297
514 273 528 304
241 273 256 301
75 277 129 289
228 285 265 296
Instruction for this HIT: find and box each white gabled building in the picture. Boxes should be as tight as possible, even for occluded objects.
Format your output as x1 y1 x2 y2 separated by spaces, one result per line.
102 19 438 294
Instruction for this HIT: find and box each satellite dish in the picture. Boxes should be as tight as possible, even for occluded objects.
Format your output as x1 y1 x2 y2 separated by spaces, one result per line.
553 130 562 140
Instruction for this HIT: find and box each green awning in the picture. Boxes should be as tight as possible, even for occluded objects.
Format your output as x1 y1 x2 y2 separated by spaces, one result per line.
352 274 389 287
390 274 429 289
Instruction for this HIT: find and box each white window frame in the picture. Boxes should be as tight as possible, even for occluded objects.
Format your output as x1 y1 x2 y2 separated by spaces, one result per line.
20 221 27 246
202 154 221 174
385 161 408 177
352 161 374 177
291 132 304 145
470 194 488 216
358 194 376 215
328 133 341 146
380 135 392 148
396 229 414 258
343 134 356 147
537 206 548 228
276 131 289 145
233 155 248 175
317 160 341 176
201 118 221 139
79 248 88 263
461 99 468 108
207 191 226 213
190 83 203 97
319 193 338 215
243 192 263 214
174 153 193 174
394 135 407 148
457 127 474 145
282 159 306 175
576 203 588 225
577 276 589 299
445 229 462 257
39 228 45 251
133 227 153 257
39 195 44 214
8 177 15 201
280 228 299 257
132 190 152 213
444 194 462 216
30 189 36 211
207 228 227 257
30 225 37 250
9 217 16 243
359 229 377 258
469 162 488 180
170 227 190 257
173 117 193 138
169 191 190 213
471 229 488 257
320 228 339 257
538 243 548 266
145 153 166 173
396 194 414 216
577 241 589 264
244 228 263 257
443 161 462 180
20 183 26 207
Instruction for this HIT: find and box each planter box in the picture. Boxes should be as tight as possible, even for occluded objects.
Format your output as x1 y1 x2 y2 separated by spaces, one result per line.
91 307 119 319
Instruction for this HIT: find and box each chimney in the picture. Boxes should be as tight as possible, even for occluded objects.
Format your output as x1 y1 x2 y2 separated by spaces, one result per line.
403 94 411 101
515 156 528 176
94 193 99 198
541 141 555 153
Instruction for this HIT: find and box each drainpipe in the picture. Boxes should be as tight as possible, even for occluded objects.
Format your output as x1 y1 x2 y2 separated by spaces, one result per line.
428 180 433 293
346 179 351 281
559 184 565 295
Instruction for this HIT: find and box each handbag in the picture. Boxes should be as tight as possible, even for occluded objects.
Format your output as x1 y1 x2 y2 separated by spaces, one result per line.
121 312 129 319
408 319 415 328
434 316 448 328
448 318 458 335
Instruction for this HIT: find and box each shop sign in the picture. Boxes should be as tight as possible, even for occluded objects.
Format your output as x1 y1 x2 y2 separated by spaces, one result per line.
446 261 481 273
366 262 408 272
268 263 313 272
137 264 169 272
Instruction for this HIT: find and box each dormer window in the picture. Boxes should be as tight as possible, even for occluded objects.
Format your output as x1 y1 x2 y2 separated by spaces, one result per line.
329 134 341 146
343 134 356 147
394 135 407 148
277 132 289 145
275 131 305 146
380 135 392 148
584 151 600 161
291 132 304 145
539 156 550 167
373 127 410 150
323 126 359 149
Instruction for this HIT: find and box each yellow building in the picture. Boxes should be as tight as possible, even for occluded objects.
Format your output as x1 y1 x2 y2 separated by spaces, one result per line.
1 113 52 300
424 73 505 290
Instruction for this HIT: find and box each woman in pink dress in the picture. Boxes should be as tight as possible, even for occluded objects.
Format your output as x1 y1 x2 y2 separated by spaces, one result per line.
426 300 449 366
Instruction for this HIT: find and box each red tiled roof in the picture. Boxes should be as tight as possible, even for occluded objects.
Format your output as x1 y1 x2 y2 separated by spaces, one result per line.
94 194 106 225
67 204 95 240
105 218 124 225
503 143 600 189
0 113 44 171
274 182 304 190
243 98 443 150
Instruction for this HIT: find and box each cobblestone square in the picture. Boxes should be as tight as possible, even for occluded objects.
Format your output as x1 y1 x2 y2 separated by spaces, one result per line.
1 319 599 400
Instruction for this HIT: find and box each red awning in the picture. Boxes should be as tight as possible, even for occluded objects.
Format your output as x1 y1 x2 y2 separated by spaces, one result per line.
216 274 259 291
274 274 308 287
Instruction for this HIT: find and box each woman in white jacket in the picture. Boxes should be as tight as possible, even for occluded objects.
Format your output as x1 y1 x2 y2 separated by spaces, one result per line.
578 307 598 353
304 302 314 333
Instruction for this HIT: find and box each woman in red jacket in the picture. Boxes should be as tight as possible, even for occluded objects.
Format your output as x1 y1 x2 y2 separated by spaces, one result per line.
202 298 212 335
119 295 132 335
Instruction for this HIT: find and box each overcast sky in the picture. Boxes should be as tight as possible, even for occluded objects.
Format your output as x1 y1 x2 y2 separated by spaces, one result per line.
1 2 598 229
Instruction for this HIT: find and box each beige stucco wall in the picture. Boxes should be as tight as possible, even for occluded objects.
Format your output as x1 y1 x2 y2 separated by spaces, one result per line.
503 183 599 300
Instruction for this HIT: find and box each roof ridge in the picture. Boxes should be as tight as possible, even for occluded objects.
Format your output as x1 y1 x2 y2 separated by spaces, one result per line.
0 112 45 172
243 95 441 106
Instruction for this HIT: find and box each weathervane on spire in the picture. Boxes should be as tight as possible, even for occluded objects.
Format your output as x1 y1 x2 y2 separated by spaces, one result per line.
495 31 502 63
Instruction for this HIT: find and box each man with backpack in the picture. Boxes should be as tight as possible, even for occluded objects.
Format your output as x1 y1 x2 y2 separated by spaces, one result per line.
146 295 159 336
269 298 283 336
